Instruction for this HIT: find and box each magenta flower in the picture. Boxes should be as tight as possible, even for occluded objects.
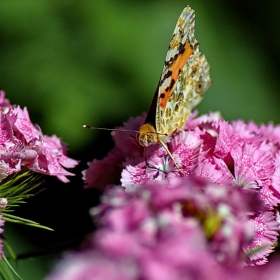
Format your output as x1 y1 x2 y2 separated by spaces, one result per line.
0 91 78 182
83 114 144 191
97 178 254 268
245 211 279 265
47 251 140 280
0 91 79 267
48 179 279 279
83 112 280 265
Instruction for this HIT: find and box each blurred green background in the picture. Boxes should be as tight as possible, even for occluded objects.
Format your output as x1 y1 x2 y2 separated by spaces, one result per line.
0 0 280 278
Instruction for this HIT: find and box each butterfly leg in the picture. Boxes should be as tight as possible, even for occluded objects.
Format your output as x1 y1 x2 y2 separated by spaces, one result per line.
159 139 184 175
130 135 166 174
143 147 168 174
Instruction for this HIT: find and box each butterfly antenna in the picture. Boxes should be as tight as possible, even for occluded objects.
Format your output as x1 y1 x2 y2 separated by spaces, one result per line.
83 125 139 134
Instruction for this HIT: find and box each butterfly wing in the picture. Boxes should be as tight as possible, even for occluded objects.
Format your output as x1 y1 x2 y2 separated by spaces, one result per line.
149 7 211 136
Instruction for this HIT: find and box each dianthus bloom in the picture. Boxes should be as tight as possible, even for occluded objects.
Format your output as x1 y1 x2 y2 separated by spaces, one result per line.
0 91 78 182
48 179 280 279
83 112 280 266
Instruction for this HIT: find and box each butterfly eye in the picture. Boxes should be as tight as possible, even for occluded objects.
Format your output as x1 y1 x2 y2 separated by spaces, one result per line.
196 80 204 93
147 132 156 144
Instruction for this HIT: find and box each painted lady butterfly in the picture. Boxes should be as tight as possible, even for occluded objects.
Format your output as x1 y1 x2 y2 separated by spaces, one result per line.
137 6 211 170
84 7 211 172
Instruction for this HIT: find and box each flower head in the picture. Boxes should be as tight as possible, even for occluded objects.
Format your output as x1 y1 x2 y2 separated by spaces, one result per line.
0 91 78 182
48 178 278 279
83 112 280 265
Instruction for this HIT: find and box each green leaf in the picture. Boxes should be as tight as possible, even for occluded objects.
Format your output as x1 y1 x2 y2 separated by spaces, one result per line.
2 214 53 231
0 171 53 278
0 170 44 212
0 255 23 280
2 240 16 262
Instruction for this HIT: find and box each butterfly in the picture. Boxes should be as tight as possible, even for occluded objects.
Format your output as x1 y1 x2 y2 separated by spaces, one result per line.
84 7 211 173
137 6 211 171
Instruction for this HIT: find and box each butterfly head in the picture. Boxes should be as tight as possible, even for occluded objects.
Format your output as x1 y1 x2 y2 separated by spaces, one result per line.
137 123 160 147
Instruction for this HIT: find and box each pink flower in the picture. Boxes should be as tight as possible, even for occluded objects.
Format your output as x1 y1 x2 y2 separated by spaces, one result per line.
95 179 261 266
47 251 139 280
48 179 279 279
0 91 78 182
14 106 41 143
83 112 280 265
83 115 144 191
48 252 280 280
0 91 11 108
245 211 279 265
83 149 124 191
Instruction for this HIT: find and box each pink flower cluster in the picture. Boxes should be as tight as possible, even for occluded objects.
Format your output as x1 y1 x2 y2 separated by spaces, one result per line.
48 179 280 279
0 91 78 182
82 112 280 268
